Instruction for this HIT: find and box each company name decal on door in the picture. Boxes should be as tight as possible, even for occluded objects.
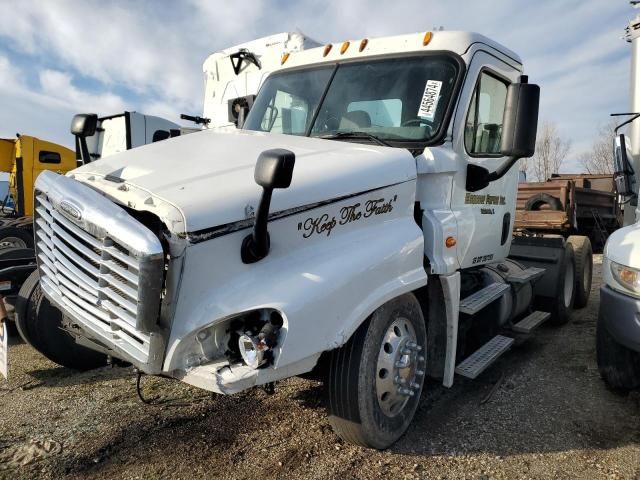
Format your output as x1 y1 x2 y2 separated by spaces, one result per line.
465 193 506 205
298 196 397 238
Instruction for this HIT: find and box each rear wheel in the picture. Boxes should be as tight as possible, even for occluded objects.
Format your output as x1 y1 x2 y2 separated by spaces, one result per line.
567 235 592 309
548 242 575 325
597 316 640 391
326 294 426 449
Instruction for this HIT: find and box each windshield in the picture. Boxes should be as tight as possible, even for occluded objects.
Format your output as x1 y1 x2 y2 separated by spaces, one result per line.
244 55 461 146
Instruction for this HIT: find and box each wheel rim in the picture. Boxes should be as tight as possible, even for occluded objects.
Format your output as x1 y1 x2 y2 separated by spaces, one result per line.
375 317 426 417
0 237 28 250
564 259 575 308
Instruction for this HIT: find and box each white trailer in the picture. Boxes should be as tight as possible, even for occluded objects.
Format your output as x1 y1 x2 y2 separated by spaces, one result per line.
28 30 585 449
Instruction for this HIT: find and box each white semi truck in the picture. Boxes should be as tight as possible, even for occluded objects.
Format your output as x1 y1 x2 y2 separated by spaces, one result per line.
597 9 640 391
28 30 589 448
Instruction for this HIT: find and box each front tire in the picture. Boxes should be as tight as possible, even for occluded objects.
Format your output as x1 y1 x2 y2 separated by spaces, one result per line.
23 281 107 370
597 316 640 391
326 293 426 449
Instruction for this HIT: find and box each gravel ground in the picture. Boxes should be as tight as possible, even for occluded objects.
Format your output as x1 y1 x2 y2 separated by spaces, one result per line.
0 254 639 479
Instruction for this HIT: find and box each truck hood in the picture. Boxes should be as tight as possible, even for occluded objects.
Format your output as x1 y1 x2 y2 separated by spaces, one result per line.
71 129 417 234
604 222 640 268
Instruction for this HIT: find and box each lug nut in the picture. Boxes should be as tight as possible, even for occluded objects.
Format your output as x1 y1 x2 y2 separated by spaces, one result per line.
415 369 425 376
394 376 407 385
418 356 425 363
410 381 420 390
398 387 414 396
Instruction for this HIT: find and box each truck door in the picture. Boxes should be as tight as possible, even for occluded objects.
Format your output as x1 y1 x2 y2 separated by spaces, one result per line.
450 50 522 268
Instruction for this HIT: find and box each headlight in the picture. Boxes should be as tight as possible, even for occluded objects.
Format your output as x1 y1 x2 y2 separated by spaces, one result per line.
610 260 640 294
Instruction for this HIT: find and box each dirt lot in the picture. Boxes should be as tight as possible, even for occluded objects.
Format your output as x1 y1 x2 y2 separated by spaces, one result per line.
0 255 639 479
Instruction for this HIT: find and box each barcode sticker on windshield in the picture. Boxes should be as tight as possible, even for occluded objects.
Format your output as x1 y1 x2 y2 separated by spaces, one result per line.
417 80 442 120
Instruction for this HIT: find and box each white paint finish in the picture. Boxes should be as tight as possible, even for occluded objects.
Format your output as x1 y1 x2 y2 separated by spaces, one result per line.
282 31 521 72
603 223 640 296
163 180 427 376
440 272 460 388
448 49 522 269
72 129 417 234
84 112 181 160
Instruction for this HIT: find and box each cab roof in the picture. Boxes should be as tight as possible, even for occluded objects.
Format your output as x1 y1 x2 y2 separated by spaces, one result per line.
280 30 522 70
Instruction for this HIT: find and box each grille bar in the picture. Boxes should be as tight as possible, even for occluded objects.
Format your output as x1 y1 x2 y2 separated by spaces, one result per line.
34 188 160 365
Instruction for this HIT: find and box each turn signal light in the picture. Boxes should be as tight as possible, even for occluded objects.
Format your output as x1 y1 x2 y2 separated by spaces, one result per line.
340 41 350 54
445 236 456 248
323 44 333 57
423 31 433 46
281 52 290 65
359 38 369 52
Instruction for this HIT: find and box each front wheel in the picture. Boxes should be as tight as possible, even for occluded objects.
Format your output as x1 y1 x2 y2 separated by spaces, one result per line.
597 316 640 391
326 293 426 449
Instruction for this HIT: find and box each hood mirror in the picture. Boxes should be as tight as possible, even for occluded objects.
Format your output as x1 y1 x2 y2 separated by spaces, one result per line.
241 149 295 264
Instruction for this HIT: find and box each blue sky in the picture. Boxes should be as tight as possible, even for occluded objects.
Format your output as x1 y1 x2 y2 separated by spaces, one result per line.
0 0 634 171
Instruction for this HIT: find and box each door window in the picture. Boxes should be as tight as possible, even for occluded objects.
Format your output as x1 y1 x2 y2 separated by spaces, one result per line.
465 72 508 156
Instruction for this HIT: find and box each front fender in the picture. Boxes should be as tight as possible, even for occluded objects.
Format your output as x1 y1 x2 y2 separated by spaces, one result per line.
163 180 427 373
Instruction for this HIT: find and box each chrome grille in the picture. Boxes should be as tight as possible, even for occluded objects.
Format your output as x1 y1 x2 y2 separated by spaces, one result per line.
35 192 161 365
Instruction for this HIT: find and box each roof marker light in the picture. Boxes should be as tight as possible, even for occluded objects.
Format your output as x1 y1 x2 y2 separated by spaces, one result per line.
280 52 290 65
340 41 350 54
423 31 433 46
323 44 333 57
359 38 368 52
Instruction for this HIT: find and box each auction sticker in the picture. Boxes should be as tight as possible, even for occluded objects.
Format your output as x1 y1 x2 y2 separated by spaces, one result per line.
0 319 6 380
417 80 442 120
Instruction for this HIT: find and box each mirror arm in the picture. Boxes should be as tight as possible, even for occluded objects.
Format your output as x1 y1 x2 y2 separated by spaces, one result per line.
241 187 273 264
487 156 520 182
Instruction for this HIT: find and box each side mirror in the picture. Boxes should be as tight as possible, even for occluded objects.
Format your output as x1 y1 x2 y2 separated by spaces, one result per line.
501 77 540 158
466 76 540 192
70 113 98 138
241 149 295 264
70 113 98 165
613 134 636 197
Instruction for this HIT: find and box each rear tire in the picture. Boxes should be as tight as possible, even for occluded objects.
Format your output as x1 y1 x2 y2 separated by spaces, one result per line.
567 235 592 309
326 293 426 449
548 242 575 325
0 226 33 250
597 316 640 391
24 283 107 370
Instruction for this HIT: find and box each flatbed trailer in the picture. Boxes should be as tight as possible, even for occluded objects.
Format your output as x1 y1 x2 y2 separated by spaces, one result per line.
515 174 621 249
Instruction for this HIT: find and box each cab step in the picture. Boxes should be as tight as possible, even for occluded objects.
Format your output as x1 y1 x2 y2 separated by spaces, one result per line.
455 335 514 379
459 282 510 315
512 310 550 334
506 267 545 284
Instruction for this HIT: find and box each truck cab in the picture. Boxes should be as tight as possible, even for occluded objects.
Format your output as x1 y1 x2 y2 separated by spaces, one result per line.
595 11 640 392
32 30 577 449
0 135 76 220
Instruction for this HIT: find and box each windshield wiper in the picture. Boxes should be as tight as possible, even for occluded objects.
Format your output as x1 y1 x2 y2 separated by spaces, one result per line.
318 131 392 147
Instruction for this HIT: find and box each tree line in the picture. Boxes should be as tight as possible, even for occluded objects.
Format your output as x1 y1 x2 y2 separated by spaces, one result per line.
520 121 617 182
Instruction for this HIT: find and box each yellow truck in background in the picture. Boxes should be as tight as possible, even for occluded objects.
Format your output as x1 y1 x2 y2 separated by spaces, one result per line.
0 135 76 249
